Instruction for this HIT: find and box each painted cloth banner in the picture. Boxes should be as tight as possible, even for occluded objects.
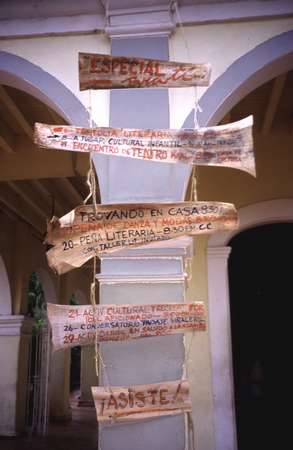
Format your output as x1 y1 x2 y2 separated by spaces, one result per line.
78 53 211 90
34 116 255 176
91 380 191 423
47 302 206 351
45 201 238 274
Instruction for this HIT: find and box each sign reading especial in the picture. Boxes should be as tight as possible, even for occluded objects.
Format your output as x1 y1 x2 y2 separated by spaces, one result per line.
34 116 255 176
92 380 191 423
47 302 205 351
78 53 211 90
45 201 238 274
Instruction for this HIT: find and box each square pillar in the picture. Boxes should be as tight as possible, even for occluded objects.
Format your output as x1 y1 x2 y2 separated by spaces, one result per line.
207 246 237 450
79 346 97 406
97 237 193 450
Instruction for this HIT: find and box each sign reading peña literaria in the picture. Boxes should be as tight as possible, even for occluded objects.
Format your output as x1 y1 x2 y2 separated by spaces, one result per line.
47 302 206 351
45 201 238 274
91 379 191 423
34 116 255 176
78 53 211 90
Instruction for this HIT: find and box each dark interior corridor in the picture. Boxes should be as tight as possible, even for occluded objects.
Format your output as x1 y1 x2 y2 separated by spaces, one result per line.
228 223 291 449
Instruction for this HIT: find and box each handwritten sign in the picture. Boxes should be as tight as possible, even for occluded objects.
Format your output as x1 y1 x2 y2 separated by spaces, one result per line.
34 116 254 176
45 201 238 274
47 302 205 351
91 380 191 423
78 53 211 90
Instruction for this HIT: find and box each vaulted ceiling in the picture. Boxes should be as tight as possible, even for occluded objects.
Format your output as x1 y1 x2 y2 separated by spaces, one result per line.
0 85 92 237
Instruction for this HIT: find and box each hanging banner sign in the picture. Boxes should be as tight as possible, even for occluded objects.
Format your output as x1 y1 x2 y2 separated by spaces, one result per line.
47 302 206 351
45 201 238 275
91 379 191 423
34 116 255 176
78 53 211 90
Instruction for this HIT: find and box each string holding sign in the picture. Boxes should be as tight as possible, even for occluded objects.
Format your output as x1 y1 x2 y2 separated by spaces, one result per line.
45 201 238 275
78 53 211 90
47 302 206 351
35 115 255 176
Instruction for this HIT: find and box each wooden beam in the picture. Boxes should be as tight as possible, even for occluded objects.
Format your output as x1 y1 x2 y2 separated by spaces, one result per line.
72 152 91 177
57 178 83 206
30 180 66 216
7 181 48 219
0 121 15 153
0 149 89 181
0 183 44 233
0 201 18 222
0 86 33 139
40 178 73 213
30 180 64 217
261 73 287 135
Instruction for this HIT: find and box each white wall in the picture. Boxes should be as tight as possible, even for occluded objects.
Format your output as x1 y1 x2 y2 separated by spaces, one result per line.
0 34 111 126
169 17 293 128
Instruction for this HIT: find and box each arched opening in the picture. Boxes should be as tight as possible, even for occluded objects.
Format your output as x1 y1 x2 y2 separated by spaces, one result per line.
183 30 293 129
208 200 293 450
228 223 291 449
0 51 89 125
0 51 93 241
0 52 94 439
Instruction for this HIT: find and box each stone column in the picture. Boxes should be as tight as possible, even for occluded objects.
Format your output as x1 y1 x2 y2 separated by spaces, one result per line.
49 275 71 421
79 346 96 406
0 315 24 436
207 246 237 450
92 12 193 450
97 237 193 450
49 350 71 421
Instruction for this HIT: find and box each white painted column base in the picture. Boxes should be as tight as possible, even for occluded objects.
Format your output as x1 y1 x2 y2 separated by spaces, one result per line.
207 247 237 450
0 315 24 436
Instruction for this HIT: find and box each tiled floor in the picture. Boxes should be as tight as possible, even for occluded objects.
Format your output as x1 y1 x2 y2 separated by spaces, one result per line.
0 396 99 450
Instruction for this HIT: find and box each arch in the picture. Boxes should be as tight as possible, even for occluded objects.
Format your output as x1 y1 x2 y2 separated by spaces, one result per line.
183 30 293 128
209 199 293 247
207 199 293 450
0 51 89 126
0 255 12 314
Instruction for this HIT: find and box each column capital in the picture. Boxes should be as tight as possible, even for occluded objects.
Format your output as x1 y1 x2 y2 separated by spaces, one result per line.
105 3 175 39
0 315 24 336
207 246 231 261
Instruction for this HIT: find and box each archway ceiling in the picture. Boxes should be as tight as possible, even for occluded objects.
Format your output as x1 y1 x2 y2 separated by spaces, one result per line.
0 84 93 236
194 69 293 204
217 69 293 185
219 69 293 132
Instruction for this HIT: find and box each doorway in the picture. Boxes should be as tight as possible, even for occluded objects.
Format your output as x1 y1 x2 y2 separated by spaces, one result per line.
228 223 291 449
